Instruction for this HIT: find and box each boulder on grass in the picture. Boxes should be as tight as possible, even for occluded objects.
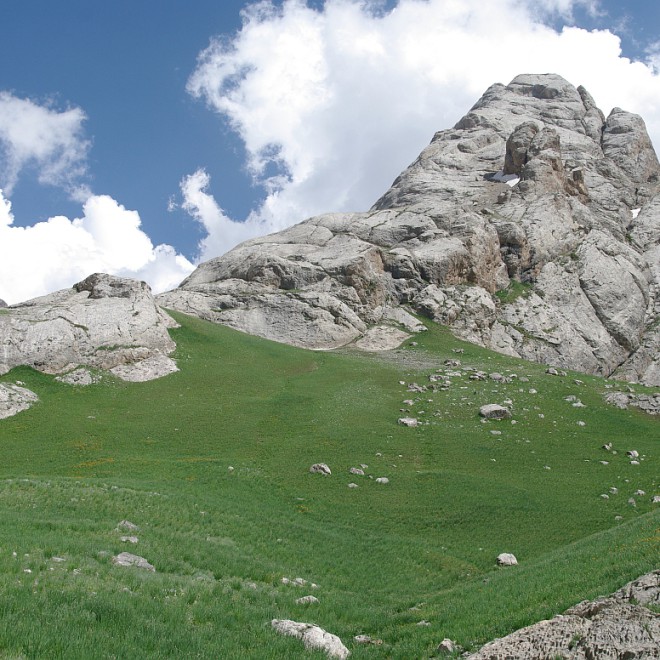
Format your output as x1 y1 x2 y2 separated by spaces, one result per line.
480 404 512 420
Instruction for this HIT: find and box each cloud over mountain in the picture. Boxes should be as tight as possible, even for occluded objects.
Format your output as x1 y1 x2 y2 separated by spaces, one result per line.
184 0 660 257
0 190 193 305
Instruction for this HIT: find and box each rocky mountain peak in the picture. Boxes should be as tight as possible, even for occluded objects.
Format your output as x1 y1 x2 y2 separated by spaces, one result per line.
158 73 660 385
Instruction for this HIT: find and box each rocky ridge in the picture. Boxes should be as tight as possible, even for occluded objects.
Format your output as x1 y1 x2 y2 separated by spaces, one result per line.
159 73 660 385
0 273 178 384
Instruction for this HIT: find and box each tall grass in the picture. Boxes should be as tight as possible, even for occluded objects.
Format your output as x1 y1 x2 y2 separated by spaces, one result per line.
0 312 657 658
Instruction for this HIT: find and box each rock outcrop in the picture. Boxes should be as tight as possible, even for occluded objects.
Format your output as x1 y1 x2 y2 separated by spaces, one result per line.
467 570 660 659
159 74 660 384
0 273 178 382
0 383 39 419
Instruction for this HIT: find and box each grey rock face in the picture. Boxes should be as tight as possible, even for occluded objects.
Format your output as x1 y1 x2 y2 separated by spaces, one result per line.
0 299 7 308
0 273 177 382
468 571 660 659
160 74 660 383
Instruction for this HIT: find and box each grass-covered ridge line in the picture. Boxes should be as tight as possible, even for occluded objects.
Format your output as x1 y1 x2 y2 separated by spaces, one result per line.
0 312 657 658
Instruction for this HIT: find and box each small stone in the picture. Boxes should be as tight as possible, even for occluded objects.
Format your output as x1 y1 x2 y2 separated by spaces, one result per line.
117 520 139 532
528 388 537 394
437 638 457 655
609 487 618 495
651 495 660 504
577 421 586 426
309 463 331 476
630 460 640 465
417 620 431 626
271 619 349 659
479 404 512 420
490 430 502 436
546 368 559 375
626 450 639 458
496 553 518 566
111 552 155 572
375 477 389 484
349 467 365 476
633 490 645 496
348 483 358 488
120 536 139 544
601 494 610 499
227 466 235 472
600 460 609 465
628 498 637 507
398 417 419 427
296 595 319 605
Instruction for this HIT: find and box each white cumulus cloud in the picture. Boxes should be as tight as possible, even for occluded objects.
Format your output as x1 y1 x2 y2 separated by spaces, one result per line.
184 0 660 258
0 190 194 305
0 92 90 200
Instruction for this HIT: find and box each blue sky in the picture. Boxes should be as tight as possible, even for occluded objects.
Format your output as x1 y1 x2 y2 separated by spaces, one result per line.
1 0 659 303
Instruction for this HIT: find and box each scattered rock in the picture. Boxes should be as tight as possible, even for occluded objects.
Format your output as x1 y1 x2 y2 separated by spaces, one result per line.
117 520 139 532
310 463 332 476
375 477 390 484
120 536 138 544
398 417 419 427
282 577 318 588
271 619 350 659
354 634 382 645
626 450 640 458
0 383 39 420
295 595 319 605
111 552 155 571
437 638 458 655
348 483 358 489
479 404 512 420
349 467 365 476
496 553 518 566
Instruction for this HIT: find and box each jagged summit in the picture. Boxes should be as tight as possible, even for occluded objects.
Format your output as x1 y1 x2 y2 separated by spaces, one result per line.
158 73 660 385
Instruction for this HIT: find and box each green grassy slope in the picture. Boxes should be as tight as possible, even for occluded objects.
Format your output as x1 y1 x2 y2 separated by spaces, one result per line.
0 312 657 658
